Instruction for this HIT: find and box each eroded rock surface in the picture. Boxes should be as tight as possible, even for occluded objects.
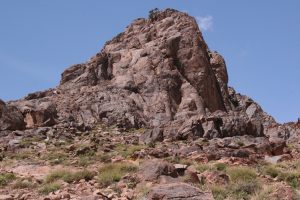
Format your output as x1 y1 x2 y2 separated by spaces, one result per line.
147 182 214 200
2 9 298 144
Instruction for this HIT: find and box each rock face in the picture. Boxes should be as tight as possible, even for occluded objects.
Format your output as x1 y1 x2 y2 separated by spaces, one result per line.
0 99 25 131
1 9 299 143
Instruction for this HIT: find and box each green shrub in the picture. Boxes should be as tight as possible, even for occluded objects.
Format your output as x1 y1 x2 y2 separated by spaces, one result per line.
39 182 61 194
45 169 95 183
251 185 275 200
42 151 69 165
284 172 300 188
264 165 281 178
78 155 95 167
114 144 144 158
0 172 16 186
214 163 227 171
211 180 260 200
69 170 95 183
13 179 35 189
227 166 257 183
211 185 228 200
98 162 137 187
98 153 113 163
196 164 210 173
230 180 261 199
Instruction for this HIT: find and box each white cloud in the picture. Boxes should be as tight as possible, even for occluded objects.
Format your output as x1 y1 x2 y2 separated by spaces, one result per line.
196 15 213 31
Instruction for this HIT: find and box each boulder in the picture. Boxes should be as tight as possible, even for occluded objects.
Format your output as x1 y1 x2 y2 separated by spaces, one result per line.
138 159 178 181
147 182 214 200
22 101 58 128
0 99 25 131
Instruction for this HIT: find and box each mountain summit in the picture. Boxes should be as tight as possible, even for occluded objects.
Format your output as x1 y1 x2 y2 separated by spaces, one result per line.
0 9 299 199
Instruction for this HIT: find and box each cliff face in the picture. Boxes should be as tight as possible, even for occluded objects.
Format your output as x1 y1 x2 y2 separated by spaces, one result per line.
1 9 298 143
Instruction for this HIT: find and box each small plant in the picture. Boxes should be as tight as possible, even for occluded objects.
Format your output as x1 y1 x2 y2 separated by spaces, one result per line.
39 182 61 194
196 163 210 173
20 136 41 148
284 172 300 188
0 172 16 186
69 170 95 183
211 185 228 200
78 155 94 167
252 185 275 200
114 144 144 158
13 179 35 189
98 153 113 163
135 184 151 200
45 169 95 183
229 180 261 199
13 150 34 160
42 151 69 165
264 165 281 178
214 163 227 171
98 162 138 187
227 166 257 183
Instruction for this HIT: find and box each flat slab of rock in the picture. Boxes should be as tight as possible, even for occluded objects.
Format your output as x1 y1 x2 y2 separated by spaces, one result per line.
147 183 214 200
138 159 178 181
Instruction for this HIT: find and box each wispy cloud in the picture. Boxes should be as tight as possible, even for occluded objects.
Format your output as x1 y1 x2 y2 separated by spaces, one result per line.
196 15 213 31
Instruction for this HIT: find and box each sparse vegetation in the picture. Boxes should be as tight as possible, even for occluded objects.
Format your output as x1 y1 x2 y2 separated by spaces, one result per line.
20 136 42 148
0 172 16 186
114 144 145 158
13 178 35 189
39 182 61 194
262 162 300 188
45 169 95 183
229 180 261 199
210 185 228 200
42 151 69 165
98 162 138 187
227 166 257 183
264 165 281 178
78 155 94 166
214 163 227 171
135 184 151 200
196 163 210 173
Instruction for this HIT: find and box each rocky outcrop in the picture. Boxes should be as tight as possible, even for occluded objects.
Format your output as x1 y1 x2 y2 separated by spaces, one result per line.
10 99 58 129
0 99 25 131
1 8 299 144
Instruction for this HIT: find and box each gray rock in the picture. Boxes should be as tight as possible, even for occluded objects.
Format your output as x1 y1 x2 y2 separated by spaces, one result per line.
147 182 214 200
138 159 178 181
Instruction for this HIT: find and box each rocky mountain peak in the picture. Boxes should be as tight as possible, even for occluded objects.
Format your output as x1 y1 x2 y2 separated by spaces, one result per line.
1 9 288 140
58 9 231 129
0 8 300 199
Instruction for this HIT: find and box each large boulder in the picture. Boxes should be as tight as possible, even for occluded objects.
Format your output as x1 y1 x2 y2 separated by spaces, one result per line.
138 159 178 181
11 100 58 128
147 182 214 200
0 99 25 131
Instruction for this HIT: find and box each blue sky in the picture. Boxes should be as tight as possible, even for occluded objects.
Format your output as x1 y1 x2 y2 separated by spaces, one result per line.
0 0 299 123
